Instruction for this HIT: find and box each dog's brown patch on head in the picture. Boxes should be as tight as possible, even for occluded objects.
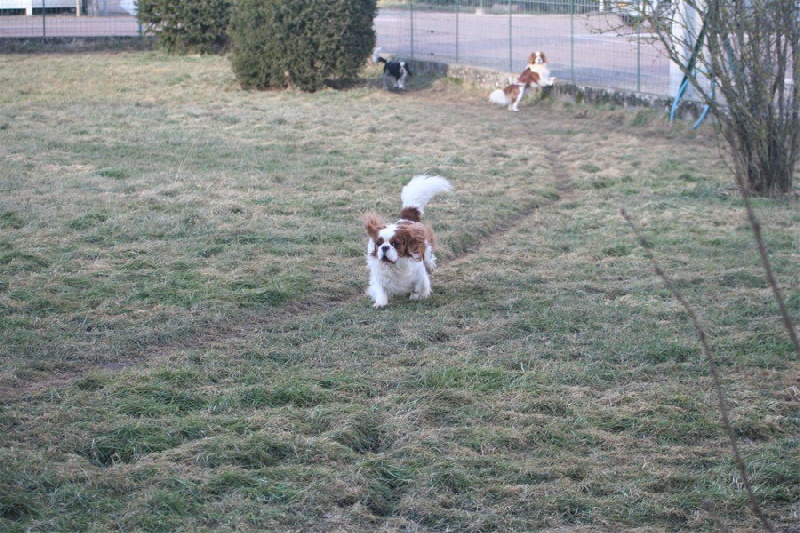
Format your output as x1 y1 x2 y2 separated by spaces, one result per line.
528 51 547 64
363 213 385 242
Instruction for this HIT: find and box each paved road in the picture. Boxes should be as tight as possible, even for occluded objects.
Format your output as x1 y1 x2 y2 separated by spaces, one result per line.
0 8 672 95
375 8 671 95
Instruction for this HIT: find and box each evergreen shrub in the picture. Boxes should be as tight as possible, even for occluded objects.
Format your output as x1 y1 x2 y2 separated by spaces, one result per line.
136 0 233 54
230 0 377 92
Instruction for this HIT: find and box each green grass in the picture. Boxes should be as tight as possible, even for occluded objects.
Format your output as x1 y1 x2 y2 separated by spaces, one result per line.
0 51 797 532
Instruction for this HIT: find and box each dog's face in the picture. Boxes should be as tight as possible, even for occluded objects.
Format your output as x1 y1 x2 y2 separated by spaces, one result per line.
364 214 425 264
529 51 547 64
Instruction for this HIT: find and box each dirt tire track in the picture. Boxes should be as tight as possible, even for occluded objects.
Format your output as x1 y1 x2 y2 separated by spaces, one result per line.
444 141 573 272
545 141 575 197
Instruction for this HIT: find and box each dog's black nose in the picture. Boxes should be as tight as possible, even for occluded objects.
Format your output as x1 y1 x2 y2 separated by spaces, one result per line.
381 245 390 252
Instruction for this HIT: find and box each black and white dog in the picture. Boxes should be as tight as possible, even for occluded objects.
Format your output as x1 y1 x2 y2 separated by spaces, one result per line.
372 48 411 90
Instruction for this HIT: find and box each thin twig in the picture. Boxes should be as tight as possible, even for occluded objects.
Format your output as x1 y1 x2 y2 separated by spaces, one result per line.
732 173 800 358
621 208 775 533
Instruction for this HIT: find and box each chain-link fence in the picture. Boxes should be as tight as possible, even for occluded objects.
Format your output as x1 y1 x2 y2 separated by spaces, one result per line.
0 1 140 38
376 1 672 95
0 0 673 96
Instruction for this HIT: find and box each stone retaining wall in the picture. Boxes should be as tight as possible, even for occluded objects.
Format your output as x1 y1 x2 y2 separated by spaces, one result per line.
409 58 706 121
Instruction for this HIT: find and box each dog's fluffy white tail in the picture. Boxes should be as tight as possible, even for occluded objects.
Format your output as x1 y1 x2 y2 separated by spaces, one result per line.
488 88 510 106
372 47 382 64
401 175 453 213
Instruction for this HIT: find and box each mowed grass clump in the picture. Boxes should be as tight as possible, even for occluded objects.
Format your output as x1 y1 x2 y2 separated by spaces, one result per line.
0 52 797 532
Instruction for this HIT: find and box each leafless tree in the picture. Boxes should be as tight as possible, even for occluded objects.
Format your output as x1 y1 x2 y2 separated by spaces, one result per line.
648 0 799 196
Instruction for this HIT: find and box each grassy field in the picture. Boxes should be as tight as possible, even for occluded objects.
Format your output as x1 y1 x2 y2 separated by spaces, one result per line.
0 50 797 532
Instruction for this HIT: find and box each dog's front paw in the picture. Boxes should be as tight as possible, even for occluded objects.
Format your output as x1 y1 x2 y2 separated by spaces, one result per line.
368 284 388 308
409 290 430 301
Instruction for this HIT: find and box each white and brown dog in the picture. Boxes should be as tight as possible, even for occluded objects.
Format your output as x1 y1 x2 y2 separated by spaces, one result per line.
363 175 452 308
489 51 555 111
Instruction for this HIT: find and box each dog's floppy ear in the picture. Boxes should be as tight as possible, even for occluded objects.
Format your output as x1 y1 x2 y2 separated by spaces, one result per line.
363 213 385 241
405 223 428 261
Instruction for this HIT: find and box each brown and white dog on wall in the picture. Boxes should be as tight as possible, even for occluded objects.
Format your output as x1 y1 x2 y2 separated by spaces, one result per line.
363 175 453 308
488 51 555 111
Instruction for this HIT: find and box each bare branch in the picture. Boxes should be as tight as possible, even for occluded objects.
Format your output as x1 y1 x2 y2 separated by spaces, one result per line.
731 172 800 358
646 0 799 195
621 208 776 532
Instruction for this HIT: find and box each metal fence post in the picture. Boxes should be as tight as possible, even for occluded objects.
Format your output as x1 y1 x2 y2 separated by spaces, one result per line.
410 1 415 59
508 0 513 72
570 0 575 83
637 23 642 92
456 0 460 63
